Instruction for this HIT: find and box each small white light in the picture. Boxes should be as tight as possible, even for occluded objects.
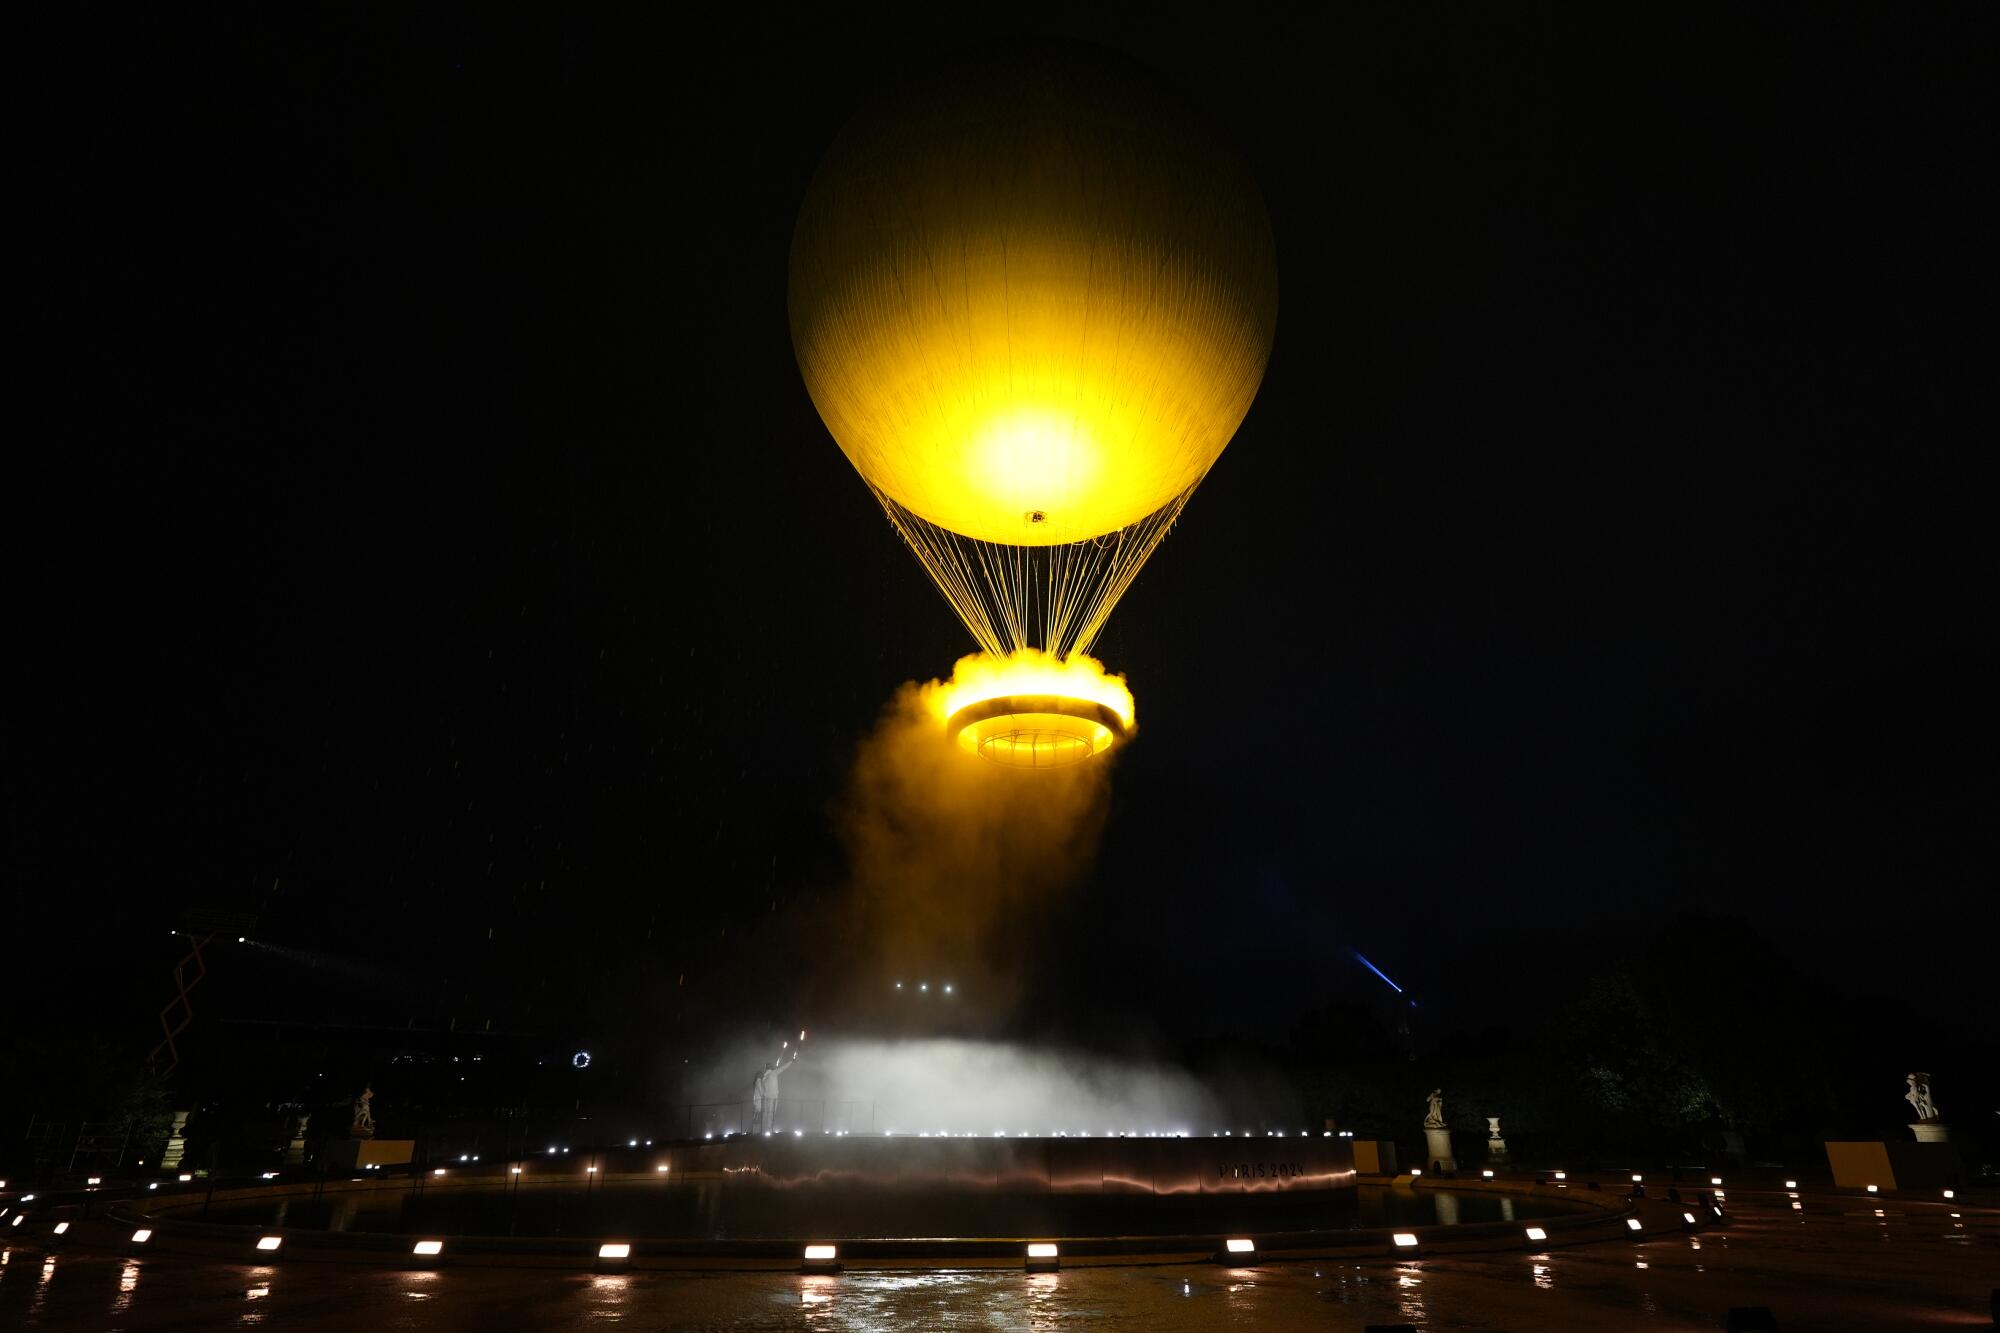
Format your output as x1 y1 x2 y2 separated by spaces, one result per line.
432 1168 445 1177
1631 1174 1643 1183
54 1222 70 1235
510 1167 522 1175
1553 1171 1566 1180
586 1166 597 1173
1942 1189 1954 1199
803 1244 838 1261
1027 1243 1058 1259
412 1240 443 1256
1865 1184 1878 1193
238 936 245 943
1482 1169 1494 1178
1791 1201 1803 1211
1683 1212 1697 1224
132 1229 152 1243
1225 1238 1255 1254
1410 1168 1422 1177
261 1172 278 1180
598 1243 630 1259
9 1216 21 1228
179 1174 193 1182
1711 1206 1723 1216
257 1236 283 1251
656 1165 669 1173
1392 1233 1420 1248
1710 1177 1723 1186
1626 1218 1643 1232
87 1177 102 1186
22 1194 34 1201
628 1140 637 1148
148 1183 158 1190
1524 1226 1547 1242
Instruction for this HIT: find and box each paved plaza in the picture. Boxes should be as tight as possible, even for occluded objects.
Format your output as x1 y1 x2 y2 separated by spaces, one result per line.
3 1187 1989 1330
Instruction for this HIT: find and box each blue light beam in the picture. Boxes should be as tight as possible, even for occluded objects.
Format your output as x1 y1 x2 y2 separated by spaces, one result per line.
1352 950 1404 995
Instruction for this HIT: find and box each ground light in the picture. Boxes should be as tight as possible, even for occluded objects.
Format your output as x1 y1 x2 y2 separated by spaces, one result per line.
1626 1219 1644 1232
131 1229 151 1243
412 1240 443 1257
256 1236 282 1252
1391 1233 1421 1255
53 1223 69 1235
802 1244 840 1274
1225 1238 1255 1255
1026 1242 1059 1272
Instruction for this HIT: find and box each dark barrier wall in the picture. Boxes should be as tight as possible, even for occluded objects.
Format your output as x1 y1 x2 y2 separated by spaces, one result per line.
604 1137 1360 1196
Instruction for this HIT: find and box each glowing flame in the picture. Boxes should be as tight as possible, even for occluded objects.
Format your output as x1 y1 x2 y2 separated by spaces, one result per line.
925 648 1135 730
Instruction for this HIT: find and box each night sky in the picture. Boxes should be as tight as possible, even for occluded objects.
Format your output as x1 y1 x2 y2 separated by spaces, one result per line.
15 9 1995 1082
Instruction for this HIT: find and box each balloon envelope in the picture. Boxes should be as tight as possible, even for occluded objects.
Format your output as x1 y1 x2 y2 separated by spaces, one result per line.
790 44 1278 547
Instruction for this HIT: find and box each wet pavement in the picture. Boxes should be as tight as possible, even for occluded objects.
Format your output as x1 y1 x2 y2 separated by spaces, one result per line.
2 1191 1991 1330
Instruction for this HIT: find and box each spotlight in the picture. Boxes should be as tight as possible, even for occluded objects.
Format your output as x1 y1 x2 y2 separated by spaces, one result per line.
1942 1189 1954 1199
1865 1185 1878 1193
1225 1238 1255 1254
1711 1177 1723 1186
1523 1227 1547 1244
1784 1180 1797 1189
53 1222 70 1235
598 1243 630 1259
9 1217 20 1228
1391 1233 1421 1253
1410 1168 1422 1177
1683 1212 1698 1226
802 1243 840 1273
510 1167 522 1175
1791 1202 1803 1211
148 1183 158 1190
1631 1174 1644 1183
179 1174 193 1182
87 1177 101 1186
656 1166 669 1174
1026 1242 1059 1272
131 1229 152 1243
1553 1171 1567 1180
256 1236 283 1251
413 1240 444 1256
432 1168 446 1177
1626 1218 1644 1232
1481 1169 1495 1179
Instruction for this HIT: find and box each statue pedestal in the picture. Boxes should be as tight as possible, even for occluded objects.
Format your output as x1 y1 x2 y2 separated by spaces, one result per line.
1423 1127 1458 1174
1910 1122 1950 1144
324 1139 414 1170
1486 1136 1509 1162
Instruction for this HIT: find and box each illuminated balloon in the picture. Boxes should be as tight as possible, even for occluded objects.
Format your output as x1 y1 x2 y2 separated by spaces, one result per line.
791 43 1277 663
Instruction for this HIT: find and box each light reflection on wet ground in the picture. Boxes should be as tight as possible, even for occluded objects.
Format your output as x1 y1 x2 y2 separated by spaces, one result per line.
1 1198 1991 1330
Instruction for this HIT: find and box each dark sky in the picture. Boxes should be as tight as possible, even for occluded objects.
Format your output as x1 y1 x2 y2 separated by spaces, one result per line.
15 8 1995 1069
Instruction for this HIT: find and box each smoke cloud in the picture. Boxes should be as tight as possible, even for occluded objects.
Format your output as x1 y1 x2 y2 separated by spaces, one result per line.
833 658 1117 1014
711 1036 1222 1137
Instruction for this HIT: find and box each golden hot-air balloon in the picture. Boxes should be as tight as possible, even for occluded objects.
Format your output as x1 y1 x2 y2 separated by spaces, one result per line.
790 44 1277 766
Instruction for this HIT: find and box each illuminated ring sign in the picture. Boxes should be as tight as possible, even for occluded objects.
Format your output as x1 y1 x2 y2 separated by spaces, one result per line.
572 1051 591 1069
945 694 1127 769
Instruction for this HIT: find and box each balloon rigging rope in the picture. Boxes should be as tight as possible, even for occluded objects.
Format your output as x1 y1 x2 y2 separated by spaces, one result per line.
870 483 1196 660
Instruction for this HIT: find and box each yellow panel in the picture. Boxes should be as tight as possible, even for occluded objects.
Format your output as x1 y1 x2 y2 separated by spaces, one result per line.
791 45 1278 546
1823 1141 1896 1190
1353 1140 1383 1174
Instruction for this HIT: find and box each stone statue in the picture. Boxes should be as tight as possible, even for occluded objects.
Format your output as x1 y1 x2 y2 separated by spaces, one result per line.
351 1087 375 1139
1486 1116 1504 1140
1424 1089 1446 1130
1904 1073 1939 1123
